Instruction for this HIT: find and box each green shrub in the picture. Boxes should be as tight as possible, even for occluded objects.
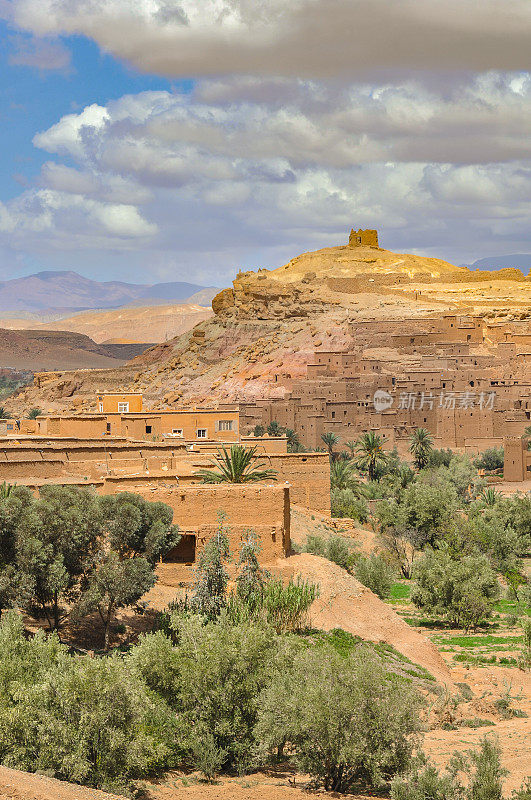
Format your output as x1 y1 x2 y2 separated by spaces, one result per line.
304 534 352 570
426 448 454 469
331 487 369 522
392 737 507 800
474 448 505 472
511 778 531 799
133 616 280 774
0 614 176 793
262 577 318 633
355 554 395 599
391 762 461 800
412 547 499 630
257 644 422 793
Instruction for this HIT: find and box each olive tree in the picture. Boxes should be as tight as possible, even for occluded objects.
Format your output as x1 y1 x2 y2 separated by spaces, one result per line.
257 645 422 793
412 547 499 630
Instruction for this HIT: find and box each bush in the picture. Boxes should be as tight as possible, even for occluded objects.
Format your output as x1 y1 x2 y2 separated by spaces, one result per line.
474 448 505 472
411 548 499 629
428 456 484 502
262 577 318 633
391 762 461 800
331 487 369 523
355 554 395 599
257 644 422 792
304 534 352 571
0 614 177 793
426 448 454 469
133 616 280 774
391 737 507 800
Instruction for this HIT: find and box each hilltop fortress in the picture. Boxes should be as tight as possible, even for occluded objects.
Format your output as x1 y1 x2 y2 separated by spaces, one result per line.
348 228 379 248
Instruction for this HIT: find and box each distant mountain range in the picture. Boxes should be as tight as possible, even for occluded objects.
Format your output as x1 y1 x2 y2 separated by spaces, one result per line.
463 254 531 274
0 270 218 314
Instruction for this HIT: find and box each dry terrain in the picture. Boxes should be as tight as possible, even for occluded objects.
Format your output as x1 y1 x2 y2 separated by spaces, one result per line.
8 238 531 416
0 328 153 372
0 303 212 345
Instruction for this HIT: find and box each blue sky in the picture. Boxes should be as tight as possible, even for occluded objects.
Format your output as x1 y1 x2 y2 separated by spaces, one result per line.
0 24 177 203
0 1 529 286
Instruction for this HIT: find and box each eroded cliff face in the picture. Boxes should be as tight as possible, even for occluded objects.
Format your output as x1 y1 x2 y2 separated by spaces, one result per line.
7 239 531 416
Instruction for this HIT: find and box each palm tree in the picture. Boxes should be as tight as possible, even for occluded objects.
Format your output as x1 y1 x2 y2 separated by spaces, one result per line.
285 428 302 452
354 431 388 481
267 421 283 437
330 460 363 494
321 432 340 460
0 407 6 420
196 445 278 484
27 407 42 420
409 428 434 470
345 440 357 457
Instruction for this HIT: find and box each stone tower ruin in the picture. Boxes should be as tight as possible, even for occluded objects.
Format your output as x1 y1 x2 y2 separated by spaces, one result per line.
348 228 379 248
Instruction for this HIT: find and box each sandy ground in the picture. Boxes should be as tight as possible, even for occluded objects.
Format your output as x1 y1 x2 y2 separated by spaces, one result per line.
424 663 531 793
0 766 123 800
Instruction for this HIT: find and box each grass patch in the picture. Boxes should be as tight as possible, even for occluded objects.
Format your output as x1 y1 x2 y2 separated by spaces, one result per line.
389 582 411 601
306 629 436 683
461 718 495 729
443 634 523 648
493 599 531 617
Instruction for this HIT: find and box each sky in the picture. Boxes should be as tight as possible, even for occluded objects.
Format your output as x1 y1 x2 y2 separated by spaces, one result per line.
0 0 530 287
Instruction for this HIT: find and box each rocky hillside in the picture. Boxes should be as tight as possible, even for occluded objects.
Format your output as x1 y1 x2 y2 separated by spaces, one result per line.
7 234 531 415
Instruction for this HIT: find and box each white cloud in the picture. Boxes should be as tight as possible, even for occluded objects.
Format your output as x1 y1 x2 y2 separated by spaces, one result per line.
0 73 529 279
33 103 110 159
7 0 531 78
0 189 158 250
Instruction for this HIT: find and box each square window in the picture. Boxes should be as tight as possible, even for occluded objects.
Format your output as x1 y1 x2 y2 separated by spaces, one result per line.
172 429 183 437
117 402 129 413
145 425 152 434
197 429 207 438
218 420 233 432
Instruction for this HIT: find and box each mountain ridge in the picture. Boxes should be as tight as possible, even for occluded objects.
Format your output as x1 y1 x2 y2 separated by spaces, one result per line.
0 270 218 314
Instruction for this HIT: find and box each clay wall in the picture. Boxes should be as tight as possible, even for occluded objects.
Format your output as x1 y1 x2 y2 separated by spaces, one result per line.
100 481 290 562
120 410 240 442
504 438 529 481
25 410 240 444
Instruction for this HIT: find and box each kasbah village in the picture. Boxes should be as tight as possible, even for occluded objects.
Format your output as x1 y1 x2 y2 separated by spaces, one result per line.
0 229 530 800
